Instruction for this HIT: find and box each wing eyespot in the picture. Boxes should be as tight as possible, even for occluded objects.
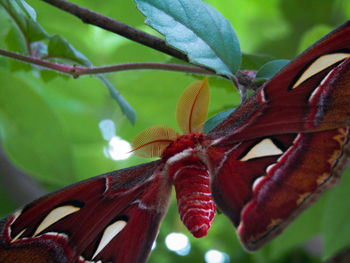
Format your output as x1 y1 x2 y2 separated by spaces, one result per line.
239 138 284 162
33 204 83 236
92 216 129 260
292 52 350 89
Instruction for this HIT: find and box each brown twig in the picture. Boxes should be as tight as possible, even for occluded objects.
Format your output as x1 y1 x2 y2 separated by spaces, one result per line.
0 48 214 77
38 0 258 89
74 62 214 77
0 48 73 74
41 0 189 63
4 0 256 88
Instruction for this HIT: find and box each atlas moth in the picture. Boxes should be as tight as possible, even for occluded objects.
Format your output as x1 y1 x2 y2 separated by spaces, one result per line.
1 20 350 263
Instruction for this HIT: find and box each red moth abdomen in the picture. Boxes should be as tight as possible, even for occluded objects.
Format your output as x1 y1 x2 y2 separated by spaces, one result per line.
167 154 216 238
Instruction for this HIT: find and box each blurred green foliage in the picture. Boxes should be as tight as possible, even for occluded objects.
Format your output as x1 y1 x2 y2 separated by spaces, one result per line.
0 0 349 262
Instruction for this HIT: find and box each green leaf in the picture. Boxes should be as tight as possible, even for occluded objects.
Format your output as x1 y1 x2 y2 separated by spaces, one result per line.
5 27 31 71
135 0 241 76
48 34 90 66
0 0 48 43
241 52 275 70
25 18 49 42
203 108 234 133
322 168 350 260
255 59 290 81
0 8 11 39
0 71 74 185
16 0 36 20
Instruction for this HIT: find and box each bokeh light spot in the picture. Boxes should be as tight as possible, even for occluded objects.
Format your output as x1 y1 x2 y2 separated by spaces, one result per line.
165 232 190 256
205 249 229 263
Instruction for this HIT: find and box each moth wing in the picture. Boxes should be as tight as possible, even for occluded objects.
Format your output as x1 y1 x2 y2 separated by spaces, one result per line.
207 128 350 250
208 21 350 144
206 23 350 249
0 160 172 263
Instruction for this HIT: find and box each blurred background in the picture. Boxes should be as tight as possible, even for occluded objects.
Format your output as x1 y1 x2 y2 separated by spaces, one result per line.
0 0 349 262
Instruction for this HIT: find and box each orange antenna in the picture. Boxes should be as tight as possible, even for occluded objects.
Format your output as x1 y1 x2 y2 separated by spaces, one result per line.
176 77 210 134
131 126 179 158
